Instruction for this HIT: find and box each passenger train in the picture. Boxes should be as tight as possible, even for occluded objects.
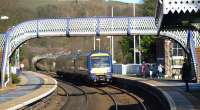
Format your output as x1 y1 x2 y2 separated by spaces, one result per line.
87 51 112 83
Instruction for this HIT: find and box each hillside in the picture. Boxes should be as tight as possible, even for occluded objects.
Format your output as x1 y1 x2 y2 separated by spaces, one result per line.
16 0 143 16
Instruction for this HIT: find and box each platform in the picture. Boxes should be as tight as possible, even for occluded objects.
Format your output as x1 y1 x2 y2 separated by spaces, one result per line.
0 71 57 110
114 75 200 110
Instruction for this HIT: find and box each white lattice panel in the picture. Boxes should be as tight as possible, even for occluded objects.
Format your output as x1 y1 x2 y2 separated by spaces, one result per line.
130 17 157 30
99 17 128 33
38 19 67 32
0 34 5 50
163 0 200 14
69 18 97 33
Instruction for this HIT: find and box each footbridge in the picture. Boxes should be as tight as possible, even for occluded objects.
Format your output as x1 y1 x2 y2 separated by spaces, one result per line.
0 11 200 87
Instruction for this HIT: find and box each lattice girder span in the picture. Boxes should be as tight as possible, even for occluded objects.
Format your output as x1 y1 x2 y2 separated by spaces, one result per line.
1 17 200 87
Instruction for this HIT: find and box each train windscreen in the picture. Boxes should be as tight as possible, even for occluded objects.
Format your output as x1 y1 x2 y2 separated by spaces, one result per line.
91 56 110 68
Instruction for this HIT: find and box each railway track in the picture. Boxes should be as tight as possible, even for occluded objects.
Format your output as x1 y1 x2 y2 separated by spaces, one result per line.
59 80 88 110
43 72 89 110
29 71 164 110
95 86 118 110
95 85 147 110
108 85 147 110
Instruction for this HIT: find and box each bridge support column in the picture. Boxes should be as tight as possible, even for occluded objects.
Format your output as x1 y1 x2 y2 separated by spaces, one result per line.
5 59 11 87
195 48 200 82
164 39 172 78
1 46 7 87
15 48 20 67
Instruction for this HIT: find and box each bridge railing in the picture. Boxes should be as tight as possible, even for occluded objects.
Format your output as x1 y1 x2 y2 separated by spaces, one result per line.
8 17 157 38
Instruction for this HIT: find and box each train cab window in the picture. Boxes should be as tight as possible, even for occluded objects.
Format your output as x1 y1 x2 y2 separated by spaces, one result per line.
91 56 110 68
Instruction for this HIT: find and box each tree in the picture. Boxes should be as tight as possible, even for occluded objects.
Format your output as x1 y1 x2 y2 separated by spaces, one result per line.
140 0 157 63
119 37 134 64
142 0 156 16
140 36 156 63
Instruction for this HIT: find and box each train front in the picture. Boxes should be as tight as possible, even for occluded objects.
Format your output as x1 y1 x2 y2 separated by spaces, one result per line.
88 52 112 83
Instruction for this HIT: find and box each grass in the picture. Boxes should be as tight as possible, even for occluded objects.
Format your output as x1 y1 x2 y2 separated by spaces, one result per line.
0 74 20 94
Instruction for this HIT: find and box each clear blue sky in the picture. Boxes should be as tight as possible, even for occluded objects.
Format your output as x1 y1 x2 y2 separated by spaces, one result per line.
108 0 144 4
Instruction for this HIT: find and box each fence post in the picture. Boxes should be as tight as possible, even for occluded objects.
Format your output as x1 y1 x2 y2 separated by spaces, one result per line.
122 64 127 75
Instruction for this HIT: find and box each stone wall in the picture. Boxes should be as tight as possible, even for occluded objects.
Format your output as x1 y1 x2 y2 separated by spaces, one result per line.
196 47 200 82
164 39 173 78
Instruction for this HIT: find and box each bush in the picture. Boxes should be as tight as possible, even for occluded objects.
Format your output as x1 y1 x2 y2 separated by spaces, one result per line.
4 73 20 84
12 74 20 84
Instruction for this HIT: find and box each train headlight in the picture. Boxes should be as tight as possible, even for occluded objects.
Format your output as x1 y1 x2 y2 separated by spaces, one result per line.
90 69 94 73
107 68 111 73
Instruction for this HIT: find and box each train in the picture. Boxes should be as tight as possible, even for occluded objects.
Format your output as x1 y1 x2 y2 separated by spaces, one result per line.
87 51 113 83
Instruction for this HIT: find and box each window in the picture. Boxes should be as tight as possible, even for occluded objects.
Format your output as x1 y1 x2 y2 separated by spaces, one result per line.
91 56 110 68
171 41 185 67
172 41 184 56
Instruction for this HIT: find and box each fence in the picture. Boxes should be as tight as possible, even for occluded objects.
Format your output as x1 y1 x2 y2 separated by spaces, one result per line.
113 64 141 75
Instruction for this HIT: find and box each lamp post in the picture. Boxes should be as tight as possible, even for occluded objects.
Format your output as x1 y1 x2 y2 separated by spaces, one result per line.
111 7 114 63
77 49 81 70
107 36 112 53
106 0 115 63
96 38 101 51
132 3 136 64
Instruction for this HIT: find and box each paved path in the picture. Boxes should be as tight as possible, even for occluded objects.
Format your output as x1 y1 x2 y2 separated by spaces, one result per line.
114 75 200 110
0 71 57 110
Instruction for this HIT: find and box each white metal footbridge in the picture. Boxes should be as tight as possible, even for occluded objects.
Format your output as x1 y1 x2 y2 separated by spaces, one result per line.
0 16 199 87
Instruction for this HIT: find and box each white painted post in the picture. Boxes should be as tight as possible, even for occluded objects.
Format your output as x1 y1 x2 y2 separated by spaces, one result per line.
96 38 101 51
139 35 141 64
93 36 96 50
122 64 127 75
133 3 135 17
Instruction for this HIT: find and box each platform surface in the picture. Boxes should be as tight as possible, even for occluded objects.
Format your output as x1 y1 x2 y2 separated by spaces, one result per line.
114 75 200 110
0 71 57 110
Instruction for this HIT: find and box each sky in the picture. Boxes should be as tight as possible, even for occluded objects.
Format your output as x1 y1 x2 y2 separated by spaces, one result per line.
107 0 144 4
